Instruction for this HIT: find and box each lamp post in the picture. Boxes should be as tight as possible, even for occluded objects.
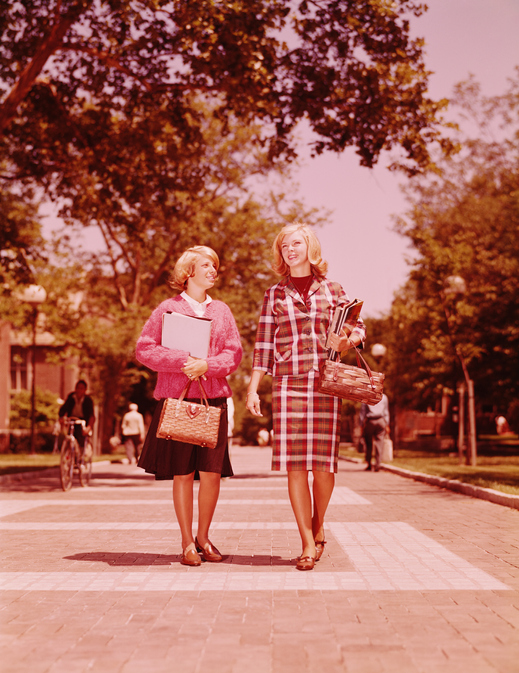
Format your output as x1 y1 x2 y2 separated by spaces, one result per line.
442 276 477 467
21 285 47 454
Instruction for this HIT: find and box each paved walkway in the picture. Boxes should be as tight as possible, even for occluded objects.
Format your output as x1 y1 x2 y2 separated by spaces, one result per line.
1 446 518 673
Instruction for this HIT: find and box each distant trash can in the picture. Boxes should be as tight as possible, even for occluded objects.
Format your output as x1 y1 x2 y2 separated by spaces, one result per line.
381 436 393 462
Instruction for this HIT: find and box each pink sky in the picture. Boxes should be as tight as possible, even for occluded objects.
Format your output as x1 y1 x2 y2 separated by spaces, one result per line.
298 0 519 317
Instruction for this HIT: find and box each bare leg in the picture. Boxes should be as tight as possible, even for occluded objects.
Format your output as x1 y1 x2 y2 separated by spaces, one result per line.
312 471 335 542
196 471 221 545
287 470 316 559
173 472 196 551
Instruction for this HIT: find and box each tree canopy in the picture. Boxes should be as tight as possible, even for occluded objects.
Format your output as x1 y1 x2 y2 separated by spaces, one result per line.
0 178 46 326
0 0 461 446
1 0 453 179
384 75 519 417
25 110 318 448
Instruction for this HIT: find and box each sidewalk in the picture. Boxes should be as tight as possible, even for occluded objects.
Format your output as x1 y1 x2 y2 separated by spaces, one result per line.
1 445 518 673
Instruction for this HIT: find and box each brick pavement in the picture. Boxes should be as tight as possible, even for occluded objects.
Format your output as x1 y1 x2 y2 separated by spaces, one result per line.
0 446 518 673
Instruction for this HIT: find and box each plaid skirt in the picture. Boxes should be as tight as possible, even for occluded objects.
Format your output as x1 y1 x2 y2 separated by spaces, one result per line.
272 371 341 473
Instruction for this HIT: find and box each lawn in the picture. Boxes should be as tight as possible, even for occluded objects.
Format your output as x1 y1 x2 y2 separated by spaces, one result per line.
339 445 519 496
0 453 122 476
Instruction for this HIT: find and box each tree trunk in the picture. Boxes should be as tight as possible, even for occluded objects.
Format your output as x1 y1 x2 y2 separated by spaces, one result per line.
0 6 84 134
97 363 124 454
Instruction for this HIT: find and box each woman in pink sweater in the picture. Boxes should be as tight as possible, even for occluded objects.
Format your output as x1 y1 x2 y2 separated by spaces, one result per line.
136 246 242 567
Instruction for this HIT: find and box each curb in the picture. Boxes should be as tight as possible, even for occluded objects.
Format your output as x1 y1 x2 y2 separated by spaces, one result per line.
0 460 113 486
339 455 519 511
382 464 519 511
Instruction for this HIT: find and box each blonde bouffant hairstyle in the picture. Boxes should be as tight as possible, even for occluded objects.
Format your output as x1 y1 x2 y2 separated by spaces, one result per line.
168 246 219 292
272 222 328 279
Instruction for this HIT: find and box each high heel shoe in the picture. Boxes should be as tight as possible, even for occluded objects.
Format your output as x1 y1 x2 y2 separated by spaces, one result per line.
296 556 316 571
315 539 327 562
180 548 202 566
195 537 223 562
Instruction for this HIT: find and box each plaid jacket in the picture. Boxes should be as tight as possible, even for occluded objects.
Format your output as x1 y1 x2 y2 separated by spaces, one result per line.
252 277 366 377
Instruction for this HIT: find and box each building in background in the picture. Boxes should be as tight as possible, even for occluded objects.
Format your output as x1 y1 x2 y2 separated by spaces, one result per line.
0 320 79 452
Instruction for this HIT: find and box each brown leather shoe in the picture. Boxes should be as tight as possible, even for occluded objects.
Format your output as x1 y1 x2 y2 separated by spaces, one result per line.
180 548 202 566
315 539 327 562
296 555 315 571
195 537 223 563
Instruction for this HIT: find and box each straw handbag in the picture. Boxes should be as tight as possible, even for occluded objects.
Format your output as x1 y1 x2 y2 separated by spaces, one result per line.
156 379 222 449
318 346 385 405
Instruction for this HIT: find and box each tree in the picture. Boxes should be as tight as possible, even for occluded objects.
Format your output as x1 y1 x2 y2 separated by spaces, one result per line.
1 0 454 179
386 75 519 419
0 0 456 447
0 179 47 326
33 108 321 449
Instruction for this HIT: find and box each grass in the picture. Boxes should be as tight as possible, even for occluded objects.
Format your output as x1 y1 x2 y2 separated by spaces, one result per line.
339 445 519 496
0 452 124 476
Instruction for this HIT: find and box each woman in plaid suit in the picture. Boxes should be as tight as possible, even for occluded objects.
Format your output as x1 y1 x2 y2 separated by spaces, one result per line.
246 223 366 570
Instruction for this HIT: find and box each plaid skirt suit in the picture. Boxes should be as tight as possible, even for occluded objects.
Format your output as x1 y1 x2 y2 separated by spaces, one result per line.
253 277 366 473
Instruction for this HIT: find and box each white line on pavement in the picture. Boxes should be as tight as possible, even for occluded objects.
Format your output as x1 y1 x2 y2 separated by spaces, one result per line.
0 567 508 592
0 487 371 517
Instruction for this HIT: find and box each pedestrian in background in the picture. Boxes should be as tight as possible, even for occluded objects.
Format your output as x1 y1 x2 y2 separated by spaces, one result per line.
359 393 390 472
121 403 145 464
136 245 242 567
246 222 366 571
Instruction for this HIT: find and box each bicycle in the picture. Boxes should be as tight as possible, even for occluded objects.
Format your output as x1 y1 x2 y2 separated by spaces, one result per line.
59 418 93 491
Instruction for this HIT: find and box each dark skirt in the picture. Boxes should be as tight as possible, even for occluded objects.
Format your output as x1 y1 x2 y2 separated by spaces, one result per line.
137 397 233 480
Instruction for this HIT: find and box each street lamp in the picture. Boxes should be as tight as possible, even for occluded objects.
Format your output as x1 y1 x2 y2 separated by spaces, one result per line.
20 285 47 454
371 343 387 361
443 275 477 466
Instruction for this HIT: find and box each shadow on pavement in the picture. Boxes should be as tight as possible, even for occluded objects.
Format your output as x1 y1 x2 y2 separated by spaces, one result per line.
64 552 293 567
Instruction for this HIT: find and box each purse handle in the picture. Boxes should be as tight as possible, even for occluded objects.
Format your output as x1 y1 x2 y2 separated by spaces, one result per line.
330 345 377 391
177 377 210 409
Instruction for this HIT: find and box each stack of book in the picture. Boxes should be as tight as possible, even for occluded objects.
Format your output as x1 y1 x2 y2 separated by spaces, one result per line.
327 299 363 361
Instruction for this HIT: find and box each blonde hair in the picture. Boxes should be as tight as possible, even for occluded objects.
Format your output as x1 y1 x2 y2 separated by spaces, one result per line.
168 246 220 291
272 222 328 279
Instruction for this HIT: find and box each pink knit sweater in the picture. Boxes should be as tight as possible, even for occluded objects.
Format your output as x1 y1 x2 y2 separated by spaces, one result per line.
136 295 242 400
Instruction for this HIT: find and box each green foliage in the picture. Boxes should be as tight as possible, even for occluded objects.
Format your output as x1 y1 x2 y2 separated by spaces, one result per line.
0 179 47 325
385 75 519 412
0 1 459 445
9 387 61 429
1 0 454 179
28 102 330 446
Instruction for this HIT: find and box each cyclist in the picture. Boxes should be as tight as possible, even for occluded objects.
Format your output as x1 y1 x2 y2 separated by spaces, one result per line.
59 380 95 452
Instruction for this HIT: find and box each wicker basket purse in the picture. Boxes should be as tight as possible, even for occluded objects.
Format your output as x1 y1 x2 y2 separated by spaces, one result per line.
318 346 385 405
156 379 222 449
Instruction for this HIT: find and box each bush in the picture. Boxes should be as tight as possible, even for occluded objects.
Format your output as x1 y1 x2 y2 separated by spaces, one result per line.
10 388 61 431
9 430 56 453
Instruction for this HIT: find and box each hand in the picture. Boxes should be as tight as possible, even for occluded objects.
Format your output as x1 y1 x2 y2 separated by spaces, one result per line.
182 356 208 380
327 331 356 352
246 391 262 417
